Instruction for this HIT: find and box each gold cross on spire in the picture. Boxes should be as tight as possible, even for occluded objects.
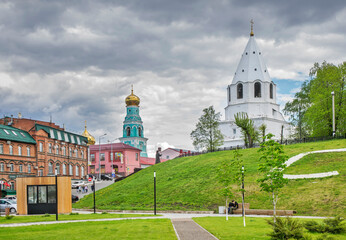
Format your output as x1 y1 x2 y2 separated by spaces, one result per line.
250 19 254 36
131 84 134 94
85 120 87 129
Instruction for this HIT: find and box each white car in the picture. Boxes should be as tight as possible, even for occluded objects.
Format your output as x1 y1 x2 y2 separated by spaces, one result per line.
71 181 85 189
4 196 17 202
0 199 17 213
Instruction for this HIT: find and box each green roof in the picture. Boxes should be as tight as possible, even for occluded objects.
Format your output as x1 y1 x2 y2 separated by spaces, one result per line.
35 124 88 145
0 124 36 144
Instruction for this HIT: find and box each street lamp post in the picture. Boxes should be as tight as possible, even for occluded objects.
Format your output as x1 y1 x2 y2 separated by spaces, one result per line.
331 91 335 137
98 134 107 181
241 165 245 227
55 167 58 221
154 171 156 215
108 138 118 178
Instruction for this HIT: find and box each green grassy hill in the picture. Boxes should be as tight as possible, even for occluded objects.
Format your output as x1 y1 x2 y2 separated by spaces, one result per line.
74 139 345 216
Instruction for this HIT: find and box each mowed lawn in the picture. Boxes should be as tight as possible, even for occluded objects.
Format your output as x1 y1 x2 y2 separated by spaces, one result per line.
194 217 346 240
0 213 156 224
0 218 177 240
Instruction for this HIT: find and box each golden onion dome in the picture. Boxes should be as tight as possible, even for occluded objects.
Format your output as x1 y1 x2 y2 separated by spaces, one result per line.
82 121 96 145
125 86 140 107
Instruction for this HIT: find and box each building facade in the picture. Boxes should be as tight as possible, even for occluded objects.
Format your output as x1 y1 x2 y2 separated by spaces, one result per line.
219 24 292 147
0 116 88 193
119 87 148 157
0 124 37 193
88 142 142 177
161 148 195 160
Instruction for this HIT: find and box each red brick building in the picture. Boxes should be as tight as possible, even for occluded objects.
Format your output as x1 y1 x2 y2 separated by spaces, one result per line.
0 116 88 193
0 124 37 193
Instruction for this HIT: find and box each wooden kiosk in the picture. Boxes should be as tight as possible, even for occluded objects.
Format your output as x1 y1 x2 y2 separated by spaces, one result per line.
16 176 71 215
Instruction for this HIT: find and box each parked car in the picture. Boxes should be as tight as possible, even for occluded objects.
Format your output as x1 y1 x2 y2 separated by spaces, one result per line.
71 181 85 189
101 174 112 181
3 196 17 202
0 199 17 213
72 195 79 203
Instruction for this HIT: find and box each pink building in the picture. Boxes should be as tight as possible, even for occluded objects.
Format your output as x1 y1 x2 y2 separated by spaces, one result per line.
89 143 142 177
161 148 195 160
88 143 168 177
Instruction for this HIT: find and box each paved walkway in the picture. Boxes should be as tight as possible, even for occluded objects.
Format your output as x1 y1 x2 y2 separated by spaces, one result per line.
171 218 218 240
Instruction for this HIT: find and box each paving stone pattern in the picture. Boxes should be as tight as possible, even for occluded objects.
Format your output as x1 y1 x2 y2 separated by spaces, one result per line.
171 218 218 240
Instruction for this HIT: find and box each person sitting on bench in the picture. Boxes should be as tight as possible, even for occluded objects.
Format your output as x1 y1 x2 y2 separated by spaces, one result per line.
228 200 239 214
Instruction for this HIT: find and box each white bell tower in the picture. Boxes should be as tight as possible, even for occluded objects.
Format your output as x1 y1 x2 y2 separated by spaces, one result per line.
219 20 292 147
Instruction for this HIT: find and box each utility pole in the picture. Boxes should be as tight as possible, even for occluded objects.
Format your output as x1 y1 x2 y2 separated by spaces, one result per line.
331 91 335 137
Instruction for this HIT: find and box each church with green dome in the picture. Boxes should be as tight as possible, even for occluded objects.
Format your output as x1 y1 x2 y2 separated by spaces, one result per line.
119 87 148 157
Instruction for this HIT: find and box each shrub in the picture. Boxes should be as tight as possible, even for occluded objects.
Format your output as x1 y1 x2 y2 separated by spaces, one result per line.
5 215 14 220
101 211 108 214
42 213 51 217
304 220 324 233
304 217 345 234
266 217 305 239
323 216 345 234
316 234 336 240
69 212 79 215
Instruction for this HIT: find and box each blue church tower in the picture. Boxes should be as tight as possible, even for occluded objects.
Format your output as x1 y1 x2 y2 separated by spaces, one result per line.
119 86 148 157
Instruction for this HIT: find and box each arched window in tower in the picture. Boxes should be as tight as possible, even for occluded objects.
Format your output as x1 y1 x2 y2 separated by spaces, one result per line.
270 83 273 99
237 83 243 99
227 86 231 102
126 127 131 137
138 127 142 137
254 82 261 98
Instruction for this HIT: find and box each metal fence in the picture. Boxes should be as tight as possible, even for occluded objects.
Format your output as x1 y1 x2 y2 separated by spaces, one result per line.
176 135 345 158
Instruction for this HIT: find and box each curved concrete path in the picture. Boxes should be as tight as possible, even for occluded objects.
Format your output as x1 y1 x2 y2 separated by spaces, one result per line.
283 148 345 179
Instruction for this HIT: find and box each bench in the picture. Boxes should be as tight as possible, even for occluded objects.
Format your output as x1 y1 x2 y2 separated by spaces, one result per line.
220 203 296 216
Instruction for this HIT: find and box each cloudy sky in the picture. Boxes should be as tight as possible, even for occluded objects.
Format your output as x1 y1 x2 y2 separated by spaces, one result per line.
0 0 345 157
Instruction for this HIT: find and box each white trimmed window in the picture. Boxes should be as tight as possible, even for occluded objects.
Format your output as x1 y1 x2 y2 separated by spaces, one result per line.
69 164 73 175
10 163 14 172
18 146 22 156
9 145 13 155
55 145 59 155
48 162 53 175
81 166 84 178
56 163 60 175
49 143 52 153
19 164 23 172
81 150 84 159
0 162 4 171
62 147 66 156
63 164 66 175
27 147 31 156
0 144 3 154
28 164 31 173
75 165 79 176
39 142 43 152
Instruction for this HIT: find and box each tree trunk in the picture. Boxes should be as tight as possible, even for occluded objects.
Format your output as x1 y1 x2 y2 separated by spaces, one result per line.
273 191 277 223
226 197 228 221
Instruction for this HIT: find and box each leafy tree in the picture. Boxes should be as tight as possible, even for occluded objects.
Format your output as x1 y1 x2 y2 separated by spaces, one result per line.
259 124 267 142
217 149 245 224
190 106 224 151
234 112 259 148
283 80 311 139
257 134 288 222
306 61 345 137
284 61 345 138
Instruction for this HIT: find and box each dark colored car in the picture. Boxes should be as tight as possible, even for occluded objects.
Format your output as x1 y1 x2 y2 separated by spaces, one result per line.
101 174 112 181
72 195 79 203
